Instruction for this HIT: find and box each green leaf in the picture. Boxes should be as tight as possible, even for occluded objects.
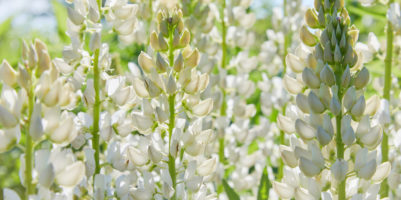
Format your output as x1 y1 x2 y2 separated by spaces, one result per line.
0 17 12 37
257 166 271 200
51 0 68 42
222 179 240 200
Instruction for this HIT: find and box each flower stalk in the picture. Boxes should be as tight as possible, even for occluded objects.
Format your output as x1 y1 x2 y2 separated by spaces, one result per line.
335 68 346 200
380 0 394 197
25 67 35 199
219 0 227 166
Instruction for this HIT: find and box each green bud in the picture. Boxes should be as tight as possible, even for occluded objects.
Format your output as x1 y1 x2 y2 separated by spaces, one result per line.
158 33 168 51
315 43 324 61
343 44 354 66
314 0 322 11
341 65 351 88
318 6 325 27
323 42 333 63
150 32 160 51
324 0 331 11
305 8 320 28
159 20 169 37
339 31 347 51
300 25 318 46
156 52 168 73
334 44 342 63
331 30 337 47
320 64 335 86
354 67 369 89
302 67 320 89
174 52 184 72
179 29 191 48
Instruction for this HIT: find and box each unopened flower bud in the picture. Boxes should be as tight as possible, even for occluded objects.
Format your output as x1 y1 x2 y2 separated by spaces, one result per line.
351 96 366 117
300 157 321 177
341 65 351 87
156 53 168 73
89 31 101 51
334 44 342 63
317 126 332 146
0 60 17 86
343 86 356 111
192 98 213 117
320 64 335 86
305 8 319 28
283 75 303 94
29 103 44 141
0 105 18 128
88 6 100 23
318 6 325 26
273 181 295 199
330 95 341 116
342 126 355 146
315 43 324 61
300 25 318 46
354 67 369 89
277 114 295 133
324 42 333 63
165 75 176 95
158 33 168 51
67 7 85 25
308 91 325 113
144 78 162 98
331 159 348 181
348 28 359 46
179 29 191 48
280 145 298 168
295 119 315 141
357 159 376 180
296 93 310 113
364 95 380 116
185 49 200 68
174 53 184 72
324 0 331 10
302 67 320 89
148 145 162 163
286 53 305 73
150 31 160 51
138 51 154 73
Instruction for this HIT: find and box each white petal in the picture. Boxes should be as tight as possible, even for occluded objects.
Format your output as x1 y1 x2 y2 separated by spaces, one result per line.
56 161 85 187
273 181 295 199
371 161 391 183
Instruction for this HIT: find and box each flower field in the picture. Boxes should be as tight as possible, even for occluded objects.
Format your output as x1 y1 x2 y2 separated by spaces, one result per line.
1 0 401 199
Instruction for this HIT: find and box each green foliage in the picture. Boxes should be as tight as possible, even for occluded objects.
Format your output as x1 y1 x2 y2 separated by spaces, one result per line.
257 167 271 200
222 179 240 200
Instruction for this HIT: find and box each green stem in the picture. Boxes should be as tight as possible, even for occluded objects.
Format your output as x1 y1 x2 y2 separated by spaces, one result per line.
168 94 176 200
25 70 35 199
167 27 177 200
92 48 101 178
217 0 227 168
380 0 394 197
335 68 345 200
91 0 102 187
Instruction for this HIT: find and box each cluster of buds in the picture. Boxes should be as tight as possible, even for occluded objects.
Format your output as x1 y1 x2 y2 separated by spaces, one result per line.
275 0 391 198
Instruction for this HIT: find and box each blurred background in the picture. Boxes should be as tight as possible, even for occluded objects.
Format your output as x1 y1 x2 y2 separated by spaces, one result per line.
0 0 392 196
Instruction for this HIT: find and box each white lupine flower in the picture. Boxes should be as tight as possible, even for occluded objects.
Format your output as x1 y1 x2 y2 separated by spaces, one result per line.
0 60 17 86
127 146 148 166
388 3 401 31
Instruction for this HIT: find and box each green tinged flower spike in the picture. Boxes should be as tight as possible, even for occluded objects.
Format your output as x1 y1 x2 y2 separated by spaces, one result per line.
275 0 390 199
